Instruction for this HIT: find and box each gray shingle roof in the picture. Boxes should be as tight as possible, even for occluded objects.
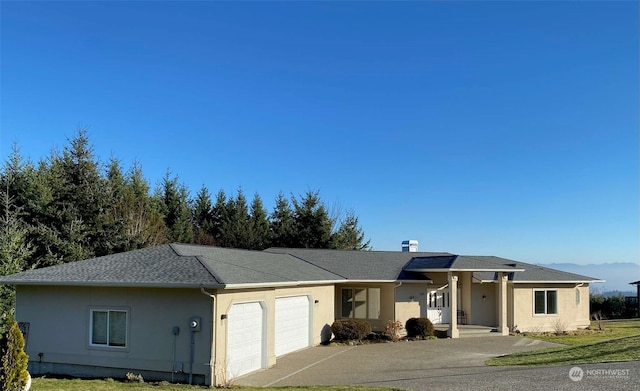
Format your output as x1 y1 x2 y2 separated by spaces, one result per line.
0 244 344 288
472 260 601 282
264 248 451 281
171 244 343 285
0 244 601 288
403 255 525 271
0 245 221 287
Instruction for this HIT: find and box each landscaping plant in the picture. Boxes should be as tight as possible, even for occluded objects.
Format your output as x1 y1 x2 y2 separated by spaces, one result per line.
0 321 29 391
405 318 434 339
330 319 371 341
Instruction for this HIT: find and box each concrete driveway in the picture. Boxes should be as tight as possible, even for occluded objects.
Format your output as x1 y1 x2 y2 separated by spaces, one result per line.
236 336 639 391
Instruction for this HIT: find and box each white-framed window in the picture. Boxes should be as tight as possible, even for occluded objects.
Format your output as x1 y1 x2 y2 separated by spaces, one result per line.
534 290 557 315
341 288 380 320
90 309 128 348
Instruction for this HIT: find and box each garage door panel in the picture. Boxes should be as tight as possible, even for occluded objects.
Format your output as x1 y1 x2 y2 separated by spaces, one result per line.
227 302 264 378
275 296 310 357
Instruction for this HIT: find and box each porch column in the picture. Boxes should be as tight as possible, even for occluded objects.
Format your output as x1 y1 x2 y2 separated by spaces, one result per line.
448 273 459 338
498 272 509 336
461 271 472 324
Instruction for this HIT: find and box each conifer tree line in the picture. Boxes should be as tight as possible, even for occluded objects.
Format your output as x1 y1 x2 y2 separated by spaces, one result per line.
0 129 371 277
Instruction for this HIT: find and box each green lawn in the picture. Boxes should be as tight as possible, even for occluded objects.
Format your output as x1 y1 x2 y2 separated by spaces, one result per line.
31 378 404 391
486 319 640 366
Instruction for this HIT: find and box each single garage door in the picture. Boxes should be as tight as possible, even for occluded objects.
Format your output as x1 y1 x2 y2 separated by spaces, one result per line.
275 296 310 356
227 302 264 377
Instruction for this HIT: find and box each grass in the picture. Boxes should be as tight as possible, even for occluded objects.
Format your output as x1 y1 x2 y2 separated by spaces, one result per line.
30 378 405 391
486 319 640 366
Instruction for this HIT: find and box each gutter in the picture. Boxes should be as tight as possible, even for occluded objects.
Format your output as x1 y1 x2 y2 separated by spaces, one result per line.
200 287 217 387
510 280 605 284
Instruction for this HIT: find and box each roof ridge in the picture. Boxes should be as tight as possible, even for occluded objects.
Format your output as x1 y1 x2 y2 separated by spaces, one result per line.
194 256 225 285
286 253 348 280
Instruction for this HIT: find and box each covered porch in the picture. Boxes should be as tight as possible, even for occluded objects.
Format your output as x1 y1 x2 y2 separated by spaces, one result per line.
433 324 501 338
403 255 525 338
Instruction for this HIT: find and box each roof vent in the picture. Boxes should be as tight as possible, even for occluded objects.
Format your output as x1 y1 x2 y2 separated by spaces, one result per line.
402 240 419 252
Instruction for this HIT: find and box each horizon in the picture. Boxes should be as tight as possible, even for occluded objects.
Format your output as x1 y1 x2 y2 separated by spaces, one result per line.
1 1 637 266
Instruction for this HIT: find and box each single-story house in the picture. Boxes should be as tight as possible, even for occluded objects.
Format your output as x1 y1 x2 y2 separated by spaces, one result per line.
0 243 601 386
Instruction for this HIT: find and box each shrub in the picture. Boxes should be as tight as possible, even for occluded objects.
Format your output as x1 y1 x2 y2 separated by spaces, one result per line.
0 322 29 391
405 317 434 339
331 319 371 341
125 372 144 383
384 320 404 342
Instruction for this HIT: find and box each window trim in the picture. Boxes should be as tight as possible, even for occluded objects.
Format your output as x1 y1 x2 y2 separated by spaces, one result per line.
533 289 558 316
340 287 380 320
89 308 129 350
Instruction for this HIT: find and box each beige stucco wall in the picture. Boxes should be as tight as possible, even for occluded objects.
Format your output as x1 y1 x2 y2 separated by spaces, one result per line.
16 286 213 384
394 283 431 327
511 283 591 332
213 284 334 384
470 282 497 326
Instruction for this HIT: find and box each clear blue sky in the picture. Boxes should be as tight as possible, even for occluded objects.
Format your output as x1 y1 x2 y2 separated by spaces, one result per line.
1 1 637 265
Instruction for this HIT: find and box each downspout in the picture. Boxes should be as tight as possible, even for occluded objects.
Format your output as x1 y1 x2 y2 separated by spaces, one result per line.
200 287 217 387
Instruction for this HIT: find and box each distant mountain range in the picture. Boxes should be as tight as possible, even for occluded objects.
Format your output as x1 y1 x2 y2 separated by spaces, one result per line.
542 262 639 295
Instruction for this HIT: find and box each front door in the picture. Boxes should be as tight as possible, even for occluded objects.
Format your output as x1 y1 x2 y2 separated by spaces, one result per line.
426 289 450 324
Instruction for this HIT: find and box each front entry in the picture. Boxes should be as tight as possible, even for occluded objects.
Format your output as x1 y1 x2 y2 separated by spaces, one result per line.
426 289 450 324
426 288 463 324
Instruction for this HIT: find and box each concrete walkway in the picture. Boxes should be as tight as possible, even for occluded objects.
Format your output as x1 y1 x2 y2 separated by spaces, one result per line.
236 337 639 390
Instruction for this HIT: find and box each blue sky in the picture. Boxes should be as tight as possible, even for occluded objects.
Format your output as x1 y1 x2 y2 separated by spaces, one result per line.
1 1 637 265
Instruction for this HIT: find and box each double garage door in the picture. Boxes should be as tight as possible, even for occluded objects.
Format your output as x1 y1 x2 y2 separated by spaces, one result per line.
227 296 310 377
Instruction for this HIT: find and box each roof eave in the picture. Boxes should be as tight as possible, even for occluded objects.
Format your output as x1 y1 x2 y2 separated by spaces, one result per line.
339 279 433 284
405 268 525 273
222 279 345 290
511 280 605 284
0 280 225 289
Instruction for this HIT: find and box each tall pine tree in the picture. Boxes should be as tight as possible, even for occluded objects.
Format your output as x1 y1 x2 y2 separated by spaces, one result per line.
269 192 294 248
248 193 269 250
291 191 333 248
157 171 193 243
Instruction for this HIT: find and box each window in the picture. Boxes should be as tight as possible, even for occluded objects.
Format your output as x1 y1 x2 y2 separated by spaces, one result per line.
90 309 127 348
341 288 380 320
534 290 557 315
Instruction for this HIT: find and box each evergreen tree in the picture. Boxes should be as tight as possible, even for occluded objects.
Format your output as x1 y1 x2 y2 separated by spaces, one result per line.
0 189 33 336
220 189 250 248
0 145 37 220
123 163 167 248
192 185 215 245
291 190 333 248
158 171 193 243
33 129 108 263
0 322 29 391
269 192 294 248
248 193 269 250
210 190 228 245
331 209 371 250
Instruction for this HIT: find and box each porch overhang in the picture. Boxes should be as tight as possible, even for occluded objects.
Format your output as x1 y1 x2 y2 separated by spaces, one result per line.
405 268 525 273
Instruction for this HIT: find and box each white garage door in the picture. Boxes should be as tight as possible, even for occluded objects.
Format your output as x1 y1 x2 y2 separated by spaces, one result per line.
227 302 264 378
275 296 310 356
